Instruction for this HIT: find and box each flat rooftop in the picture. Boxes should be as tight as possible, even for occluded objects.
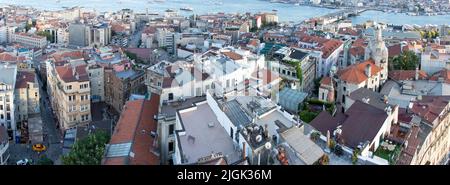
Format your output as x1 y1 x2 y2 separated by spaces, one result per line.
160 96 206 118
178 102 241 164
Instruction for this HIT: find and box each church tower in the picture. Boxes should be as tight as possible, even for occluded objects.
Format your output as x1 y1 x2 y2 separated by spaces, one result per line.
365 23 389 84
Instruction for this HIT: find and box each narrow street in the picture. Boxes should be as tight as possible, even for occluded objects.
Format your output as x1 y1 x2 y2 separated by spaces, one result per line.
8 60 63 165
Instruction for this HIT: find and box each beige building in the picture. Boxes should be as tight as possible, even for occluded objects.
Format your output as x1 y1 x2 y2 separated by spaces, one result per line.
318 76 334 103
11 32 47 49
336 59 382 106
14 71 40 122
46 61 91 130
261 13 278 24
406 96 450 165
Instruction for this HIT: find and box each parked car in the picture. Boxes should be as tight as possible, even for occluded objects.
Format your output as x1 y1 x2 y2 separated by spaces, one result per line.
16 159 31 165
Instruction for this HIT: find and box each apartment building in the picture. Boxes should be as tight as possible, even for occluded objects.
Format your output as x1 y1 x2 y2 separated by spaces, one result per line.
104 68 146 113
11 32 47 48
420 46 450 75
269 47 316 92
0 126 9 165
0 63 17 140
14 71 40 122
407 96 450 165
46 61 91 130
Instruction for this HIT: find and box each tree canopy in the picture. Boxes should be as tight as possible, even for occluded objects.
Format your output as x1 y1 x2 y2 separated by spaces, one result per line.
61 131 110 165
390 51 419 70
36 155 54 165
37 31 54 43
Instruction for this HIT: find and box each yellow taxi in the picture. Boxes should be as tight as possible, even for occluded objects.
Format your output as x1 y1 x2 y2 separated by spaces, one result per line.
32 144 47 152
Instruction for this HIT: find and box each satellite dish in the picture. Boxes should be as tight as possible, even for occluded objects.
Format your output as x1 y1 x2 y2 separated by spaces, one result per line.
256 135 262 142
265 142 272 150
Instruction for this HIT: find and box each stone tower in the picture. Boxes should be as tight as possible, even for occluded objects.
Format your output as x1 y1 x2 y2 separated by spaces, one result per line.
365 23 389 84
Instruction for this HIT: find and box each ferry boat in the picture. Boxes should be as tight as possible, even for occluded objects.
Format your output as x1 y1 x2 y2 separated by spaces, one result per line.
180 7 193 11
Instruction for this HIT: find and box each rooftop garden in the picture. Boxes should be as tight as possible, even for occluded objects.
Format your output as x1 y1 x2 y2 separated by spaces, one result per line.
373 143 402 165
299 99 335 123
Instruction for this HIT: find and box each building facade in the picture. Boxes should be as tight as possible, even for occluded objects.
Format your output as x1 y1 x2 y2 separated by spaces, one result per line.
0 64 17 140
11 33 47 49
46 61 91 130
14 71 40 122
104 69 146 113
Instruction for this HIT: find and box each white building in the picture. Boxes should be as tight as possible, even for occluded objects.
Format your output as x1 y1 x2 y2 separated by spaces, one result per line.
54 27 69 47
0 64 17 139
11 32 47 49
0 26 16 44
420 46 450 75
87 64 104 102
364 24 389 84
0 125 9 165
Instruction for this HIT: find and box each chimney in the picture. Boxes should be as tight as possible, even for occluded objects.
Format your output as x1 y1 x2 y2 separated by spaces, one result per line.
365 64 371 77
415 66 419 81
242 142 246 160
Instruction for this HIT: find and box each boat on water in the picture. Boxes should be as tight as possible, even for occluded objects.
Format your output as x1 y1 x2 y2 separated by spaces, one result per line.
180 7 193 11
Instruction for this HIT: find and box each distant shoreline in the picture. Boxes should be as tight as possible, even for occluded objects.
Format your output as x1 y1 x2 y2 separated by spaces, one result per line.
262 0 450 17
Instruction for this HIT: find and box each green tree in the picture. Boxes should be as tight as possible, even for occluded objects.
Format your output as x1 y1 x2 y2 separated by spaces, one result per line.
124 50 138 61
25 23 32 32
352 149 360 165
62 131 110 165
37 31 54 43
391 51 419 70
36 155 54 165
427 31 433 39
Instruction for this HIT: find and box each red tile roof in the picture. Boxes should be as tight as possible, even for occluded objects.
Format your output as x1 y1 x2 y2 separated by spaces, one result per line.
320 76 332 86
51 51 85 62
321 39 343 59
298 35 342 59
222 51 243 60
55 64 89 83
387 44 408 57
337 59 381 84
0 53 26 62
247 39 259 47
338 28 359 36
396 125 420 165
411 96 450 125
103 95 161 165
352 38 367 47
429 69 450 83
389 70 428 81
349 46 366 57
15 71 36 89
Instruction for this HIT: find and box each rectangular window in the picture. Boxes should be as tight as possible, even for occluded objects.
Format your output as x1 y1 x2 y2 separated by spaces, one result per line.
168 141 174 153
169 124 175 135
0 105 2 110
67 85 72 90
